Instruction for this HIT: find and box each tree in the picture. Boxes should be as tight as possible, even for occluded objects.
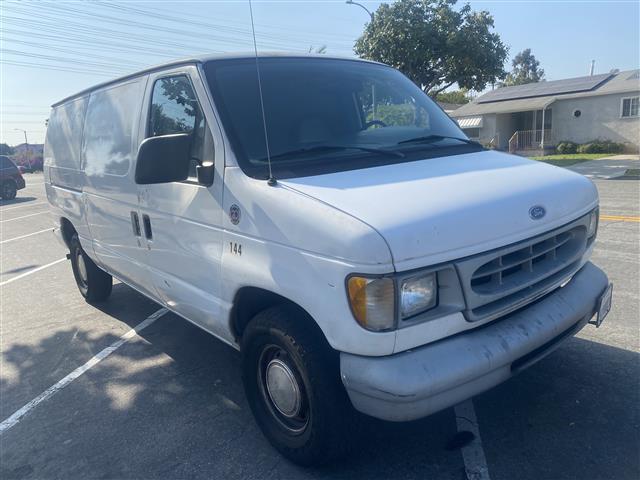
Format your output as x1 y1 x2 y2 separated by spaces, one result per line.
503 49 544 86
435 89 472 104
354 0 508 95
308 45 327 54
0 143 14 155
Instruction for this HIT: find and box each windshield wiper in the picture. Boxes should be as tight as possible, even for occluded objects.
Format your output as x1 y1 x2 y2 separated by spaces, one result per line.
397 134 481 146
261 144 405 162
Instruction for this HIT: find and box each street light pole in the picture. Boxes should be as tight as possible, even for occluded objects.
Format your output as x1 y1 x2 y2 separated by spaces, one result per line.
345 0 374 21
14 128 32 170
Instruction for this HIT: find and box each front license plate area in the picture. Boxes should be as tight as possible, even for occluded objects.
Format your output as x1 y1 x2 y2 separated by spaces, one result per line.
592 283 613 328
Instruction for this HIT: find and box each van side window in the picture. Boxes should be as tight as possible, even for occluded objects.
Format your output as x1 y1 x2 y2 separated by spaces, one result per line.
148 75 214 181
84 80 144 177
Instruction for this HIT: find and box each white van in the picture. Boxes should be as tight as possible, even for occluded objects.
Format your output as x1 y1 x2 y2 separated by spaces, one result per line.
45 54 612 465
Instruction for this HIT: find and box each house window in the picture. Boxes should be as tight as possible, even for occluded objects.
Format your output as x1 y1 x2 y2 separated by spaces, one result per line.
621 96 639 118
463 127 480 139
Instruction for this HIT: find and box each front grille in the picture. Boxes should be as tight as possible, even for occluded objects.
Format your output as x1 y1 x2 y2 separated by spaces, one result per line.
456 214 591 322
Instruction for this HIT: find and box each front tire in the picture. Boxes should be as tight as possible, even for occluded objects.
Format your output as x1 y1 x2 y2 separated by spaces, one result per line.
70 234 112 303
241 305 357 466
1 181 17 200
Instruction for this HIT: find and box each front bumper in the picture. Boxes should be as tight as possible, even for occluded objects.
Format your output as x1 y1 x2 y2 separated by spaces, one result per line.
340 262 609 422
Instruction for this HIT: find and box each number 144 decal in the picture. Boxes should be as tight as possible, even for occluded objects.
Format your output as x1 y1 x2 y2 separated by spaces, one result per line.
229 242 242 256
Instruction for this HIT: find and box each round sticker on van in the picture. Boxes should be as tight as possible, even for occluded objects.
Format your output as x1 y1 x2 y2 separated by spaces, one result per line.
229 204 241 225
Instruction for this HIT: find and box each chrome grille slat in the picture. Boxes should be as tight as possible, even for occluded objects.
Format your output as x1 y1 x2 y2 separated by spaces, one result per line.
455 214 591 322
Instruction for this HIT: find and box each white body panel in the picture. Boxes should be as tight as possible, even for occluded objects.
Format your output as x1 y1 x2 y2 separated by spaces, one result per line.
137 65 231 344
44 59 600 360
281 150 598 271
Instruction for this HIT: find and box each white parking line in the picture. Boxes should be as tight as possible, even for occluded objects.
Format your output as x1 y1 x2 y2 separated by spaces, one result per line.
0 308 168 434
0 211 48 223
0 228 52 245
0 201 47 211
0 258 67 287
455 399 491 480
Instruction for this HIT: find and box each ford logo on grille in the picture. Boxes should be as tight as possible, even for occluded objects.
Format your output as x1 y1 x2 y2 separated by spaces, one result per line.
529 205 546 220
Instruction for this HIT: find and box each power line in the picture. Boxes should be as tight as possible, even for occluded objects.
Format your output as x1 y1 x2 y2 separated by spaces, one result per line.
95 1 355 48
2 38 149 70
6 5 314 53
2 49 138 72
7 1 353 53
0 59 118 77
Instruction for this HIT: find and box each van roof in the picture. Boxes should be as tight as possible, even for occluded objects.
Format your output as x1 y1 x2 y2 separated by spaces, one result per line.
51 53 382 108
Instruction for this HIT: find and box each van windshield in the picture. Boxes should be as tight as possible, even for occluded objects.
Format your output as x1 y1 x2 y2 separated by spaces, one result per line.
203 57 480 179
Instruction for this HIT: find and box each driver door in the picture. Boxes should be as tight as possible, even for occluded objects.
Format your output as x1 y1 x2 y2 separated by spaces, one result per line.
136 66 229 342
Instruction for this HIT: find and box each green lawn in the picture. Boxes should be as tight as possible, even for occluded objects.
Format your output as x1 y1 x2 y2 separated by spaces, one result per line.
528 153 609 167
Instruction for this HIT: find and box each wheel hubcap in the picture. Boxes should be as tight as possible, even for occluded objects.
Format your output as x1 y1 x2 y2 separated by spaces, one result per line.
258 345 309 434
76 251 88 285
265 359 301 418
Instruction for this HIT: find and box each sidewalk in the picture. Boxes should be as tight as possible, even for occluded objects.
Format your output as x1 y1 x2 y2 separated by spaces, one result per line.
566 154 640 179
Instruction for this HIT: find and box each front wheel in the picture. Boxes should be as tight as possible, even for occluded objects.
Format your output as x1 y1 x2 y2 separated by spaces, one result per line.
241 305 357 466
70 234 112 303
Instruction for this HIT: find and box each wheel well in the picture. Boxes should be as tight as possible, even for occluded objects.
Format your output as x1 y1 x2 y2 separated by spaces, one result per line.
60 217 76 249
230 287 319 343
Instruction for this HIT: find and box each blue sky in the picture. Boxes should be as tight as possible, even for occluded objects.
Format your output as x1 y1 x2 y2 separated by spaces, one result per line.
1 0 639 145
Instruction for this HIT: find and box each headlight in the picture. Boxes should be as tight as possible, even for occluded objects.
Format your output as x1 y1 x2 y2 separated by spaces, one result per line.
588 208 599 238
400 272 437 319
347 276 395 331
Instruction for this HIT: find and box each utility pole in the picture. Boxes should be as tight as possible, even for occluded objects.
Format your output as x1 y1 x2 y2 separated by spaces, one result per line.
345 0 374 21
13 128 32 170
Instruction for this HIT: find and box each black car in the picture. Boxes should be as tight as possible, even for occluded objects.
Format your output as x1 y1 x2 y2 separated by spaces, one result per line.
0 155 26 200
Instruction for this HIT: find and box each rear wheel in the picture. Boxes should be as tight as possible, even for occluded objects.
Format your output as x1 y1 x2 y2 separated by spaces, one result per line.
1 181 17 200
241 305 357 466
70 234 112 302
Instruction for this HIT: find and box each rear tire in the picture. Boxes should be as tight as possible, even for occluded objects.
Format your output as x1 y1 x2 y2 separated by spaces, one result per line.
241 305 357 466
1 181 17 200
70 234 112 303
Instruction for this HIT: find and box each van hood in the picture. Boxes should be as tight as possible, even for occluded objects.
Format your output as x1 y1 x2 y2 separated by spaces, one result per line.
280 150 598 271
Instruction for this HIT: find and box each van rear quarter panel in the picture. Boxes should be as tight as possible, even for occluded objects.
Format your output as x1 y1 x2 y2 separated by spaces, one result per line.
44 96 91 242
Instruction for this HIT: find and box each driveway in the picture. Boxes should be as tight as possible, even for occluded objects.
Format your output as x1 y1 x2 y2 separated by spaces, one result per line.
567 154 640 179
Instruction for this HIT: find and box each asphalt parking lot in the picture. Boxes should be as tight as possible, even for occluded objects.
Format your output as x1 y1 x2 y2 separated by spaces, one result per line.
1 172 638 480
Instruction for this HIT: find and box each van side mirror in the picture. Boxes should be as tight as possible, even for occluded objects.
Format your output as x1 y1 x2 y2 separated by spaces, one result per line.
196 163 214 186
135 133 191 184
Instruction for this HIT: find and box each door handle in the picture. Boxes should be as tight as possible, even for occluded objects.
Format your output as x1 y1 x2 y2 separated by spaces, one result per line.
142 214 153 240
131 211 141 237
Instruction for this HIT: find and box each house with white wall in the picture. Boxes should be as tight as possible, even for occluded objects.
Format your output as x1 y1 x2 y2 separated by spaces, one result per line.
451 69 639 153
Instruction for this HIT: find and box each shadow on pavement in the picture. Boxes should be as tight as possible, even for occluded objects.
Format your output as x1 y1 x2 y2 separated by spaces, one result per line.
0 283 462 480
1 282 637 479
0 197 39 206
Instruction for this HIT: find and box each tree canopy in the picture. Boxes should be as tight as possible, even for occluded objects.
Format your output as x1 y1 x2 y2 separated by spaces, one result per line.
354 0 508 95
0 143 14 155
435 89 472 105
503 49 545 86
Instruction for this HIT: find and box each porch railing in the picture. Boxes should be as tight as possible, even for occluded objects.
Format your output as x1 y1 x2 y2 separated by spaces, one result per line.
508 129 554 153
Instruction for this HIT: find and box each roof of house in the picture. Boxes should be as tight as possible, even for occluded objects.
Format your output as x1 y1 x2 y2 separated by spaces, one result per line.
437 102 464 112
451 69 640 118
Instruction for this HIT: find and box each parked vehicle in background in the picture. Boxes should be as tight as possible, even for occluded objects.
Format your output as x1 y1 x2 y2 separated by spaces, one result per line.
17 165 34 174
0 155 26 200
44 54 612 466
